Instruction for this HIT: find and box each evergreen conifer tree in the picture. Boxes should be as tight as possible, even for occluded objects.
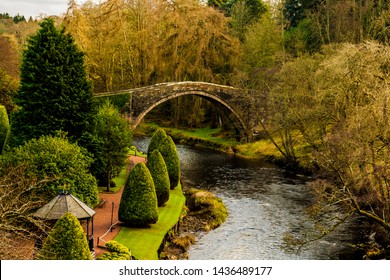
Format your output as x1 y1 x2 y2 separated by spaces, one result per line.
147 128 166 157
157 135 181 189
118 162 158 226
38 212 91 260
11 18 96 146
146 150 170 206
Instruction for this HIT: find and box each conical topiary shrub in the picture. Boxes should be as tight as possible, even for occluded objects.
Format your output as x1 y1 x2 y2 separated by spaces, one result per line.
157 135 180 190
38 212 92 260
146 150 170 206
118 162 158 226
147 128 166 157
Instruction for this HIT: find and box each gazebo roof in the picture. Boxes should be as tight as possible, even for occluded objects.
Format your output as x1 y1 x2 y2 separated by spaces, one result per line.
34 192 96 220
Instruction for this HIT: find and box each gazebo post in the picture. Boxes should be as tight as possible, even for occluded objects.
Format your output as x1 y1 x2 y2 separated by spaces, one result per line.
91 217 94 250
87 218 94 252
86 219 90 242
33 192 96 253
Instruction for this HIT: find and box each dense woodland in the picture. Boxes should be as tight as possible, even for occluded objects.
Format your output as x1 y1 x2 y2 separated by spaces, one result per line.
1 0 390 258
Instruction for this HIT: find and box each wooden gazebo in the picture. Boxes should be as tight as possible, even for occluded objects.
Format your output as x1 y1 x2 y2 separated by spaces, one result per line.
34 191 96 252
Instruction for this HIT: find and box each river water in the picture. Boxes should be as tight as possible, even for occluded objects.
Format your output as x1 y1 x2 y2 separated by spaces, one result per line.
134 137 367 260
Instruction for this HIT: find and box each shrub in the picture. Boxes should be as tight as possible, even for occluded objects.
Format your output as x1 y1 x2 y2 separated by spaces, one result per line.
118 162 158 226
2 135 99 207
38 212 91 260
147 128 166 157
157 135 181 189
0 105 9 153
97 240 131 260
146 150 170 206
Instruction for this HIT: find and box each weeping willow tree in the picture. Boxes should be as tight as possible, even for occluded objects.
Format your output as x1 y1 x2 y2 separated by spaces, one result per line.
64 0 240 92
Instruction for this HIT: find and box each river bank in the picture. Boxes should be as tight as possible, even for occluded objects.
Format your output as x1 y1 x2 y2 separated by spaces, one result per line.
135 123 313 174
136 124 277 158
134 127 389 259
160 187 228 260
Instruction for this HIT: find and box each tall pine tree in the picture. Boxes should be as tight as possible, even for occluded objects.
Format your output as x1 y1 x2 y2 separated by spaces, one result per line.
11 18 96 146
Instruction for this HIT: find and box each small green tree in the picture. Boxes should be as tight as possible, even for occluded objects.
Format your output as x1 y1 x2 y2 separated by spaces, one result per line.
2 135 99 207
146 150 170 206
147 128 166 157
118 162 158 226
38 212 91 260
92 101 133 192
157 135 180 190
0 105 9 153
11 18 96 146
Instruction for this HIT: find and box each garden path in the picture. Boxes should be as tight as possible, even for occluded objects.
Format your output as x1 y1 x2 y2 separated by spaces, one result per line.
92 155 145 258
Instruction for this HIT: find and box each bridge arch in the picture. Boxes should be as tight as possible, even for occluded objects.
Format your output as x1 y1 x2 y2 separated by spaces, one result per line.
94 82 255 142
134 90 247 138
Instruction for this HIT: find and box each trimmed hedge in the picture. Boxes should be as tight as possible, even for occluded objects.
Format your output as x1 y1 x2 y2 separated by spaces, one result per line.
157 135 181 190
118 162 158 226
38 212 92 260
146 150 170 206
97 240 131 260
147 128 166 157
0 105 9 154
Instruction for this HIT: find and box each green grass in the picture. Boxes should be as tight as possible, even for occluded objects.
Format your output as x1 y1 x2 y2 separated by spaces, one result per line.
139 123 238 152
167 127 236 145
114 183 186 260
235 138 282 158
139 123 314 168
128 145 147 158
110 167 129 193
99 147 147 194
141 123 285 159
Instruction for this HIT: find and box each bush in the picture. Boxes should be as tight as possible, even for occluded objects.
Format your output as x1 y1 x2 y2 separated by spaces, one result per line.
118 162 158 226
157 135 181 189
1 135 99 207
38 212 92 260
147 128 166 157
0 105 9 153
97 240 131 260
146 150 170 206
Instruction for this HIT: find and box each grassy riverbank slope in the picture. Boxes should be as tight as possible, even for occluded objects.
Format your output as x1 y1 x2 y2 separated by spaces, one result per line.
136 123 285 161
136 123 314 172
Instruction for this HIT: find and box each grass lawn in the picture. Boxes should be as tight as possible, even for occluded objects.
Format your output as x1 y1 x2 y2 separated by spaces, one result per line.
167 127 236 146
141 123 286 160
114 183 186 260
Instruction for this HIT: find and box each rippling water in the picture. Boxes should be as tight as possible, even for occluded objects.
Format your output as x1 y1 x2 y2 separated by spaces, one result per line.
134 137 366 260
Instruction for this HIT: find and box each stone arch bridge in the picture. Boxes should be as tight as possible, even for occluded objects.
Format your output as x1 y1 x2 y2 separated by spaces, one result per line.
94 82 265 142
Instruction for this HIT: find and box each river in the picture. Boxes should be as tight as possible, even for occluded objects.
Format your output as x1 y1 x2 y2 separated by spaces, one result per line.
134 136 368 260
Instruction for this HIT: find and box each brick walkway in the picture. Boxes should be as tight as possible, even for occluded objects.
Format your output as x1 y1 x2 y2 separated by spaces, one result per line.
92 156 145 258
